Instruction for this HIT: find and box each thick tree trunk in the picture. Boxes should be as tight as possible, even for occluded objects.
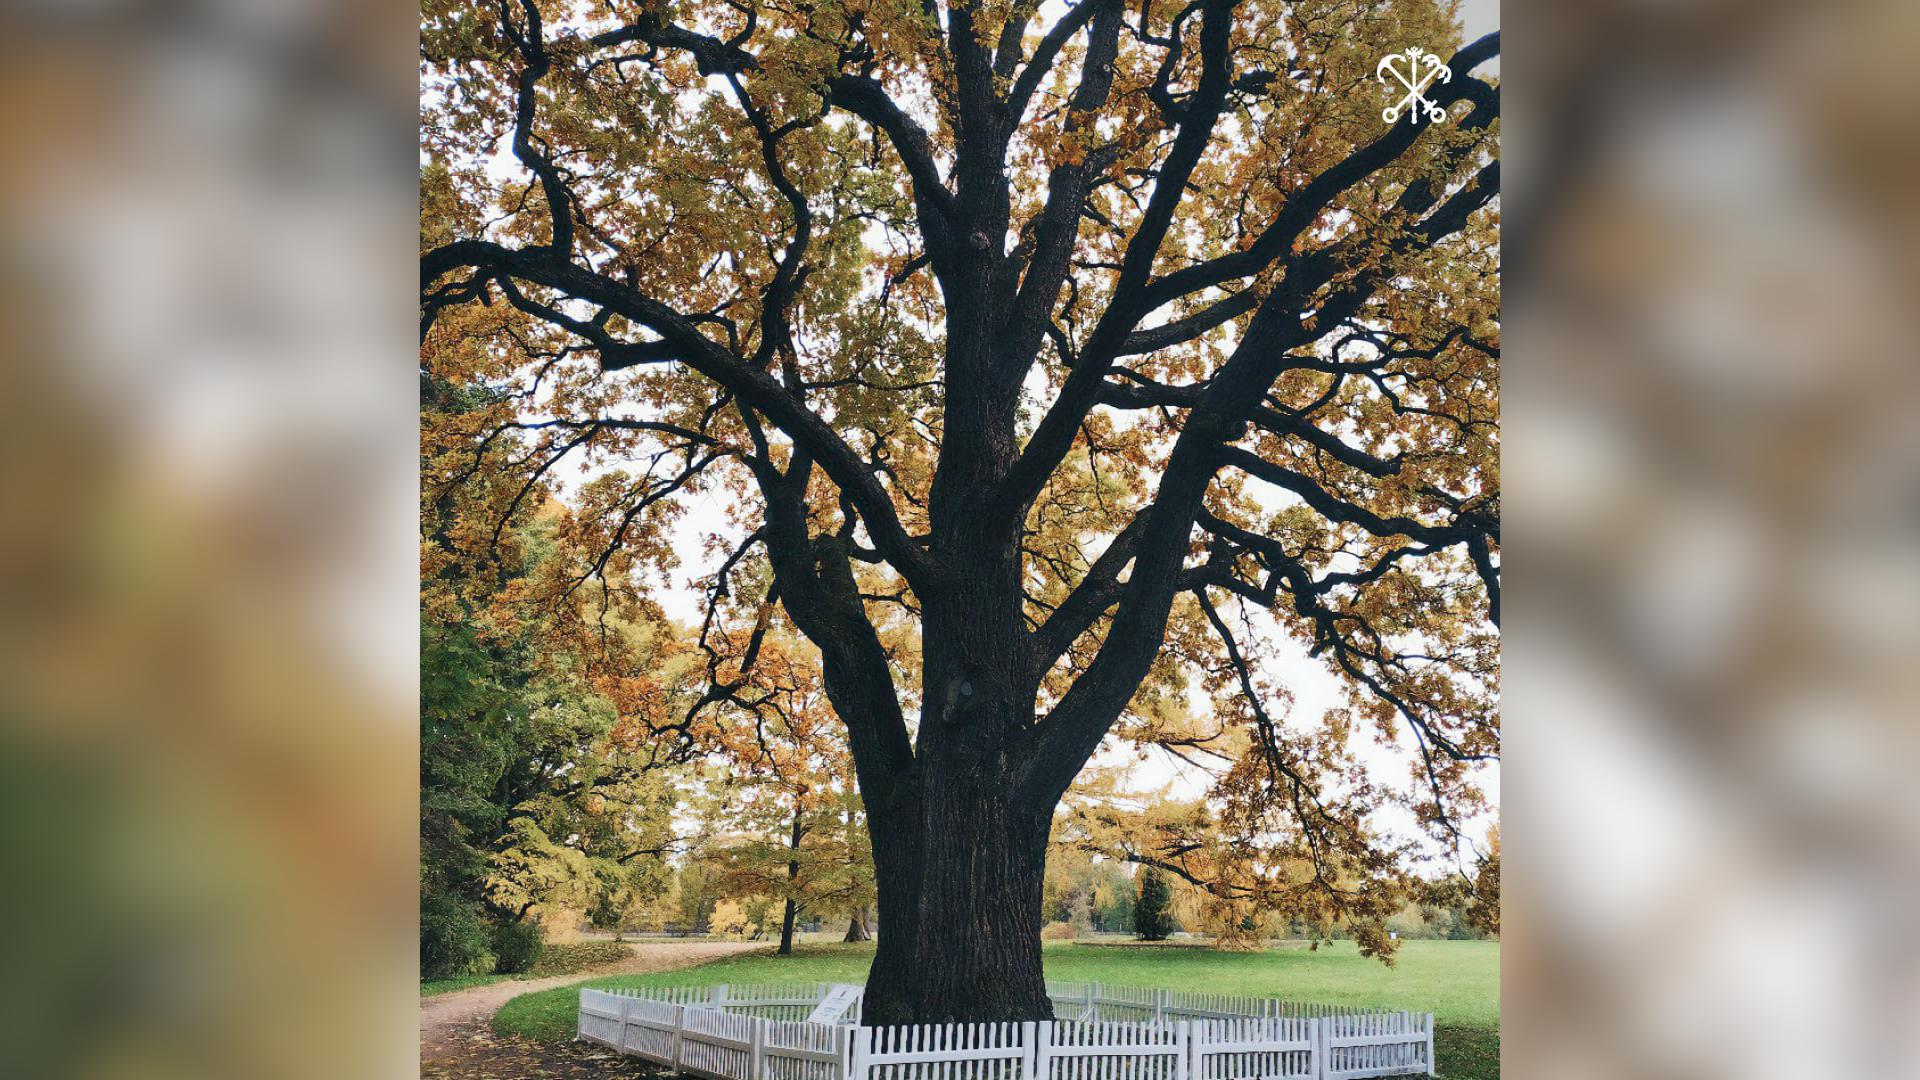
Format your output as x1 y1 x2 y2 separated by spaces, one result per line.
864 559 1057 1023
763 375 1071 1024
861 792 925 1023
862 779 1052 1023
916 774 1052 1020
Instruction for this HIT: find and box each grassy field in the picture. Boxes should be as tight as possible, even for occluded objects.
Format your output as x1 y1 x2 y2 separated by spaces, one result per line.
491 940 1498 1078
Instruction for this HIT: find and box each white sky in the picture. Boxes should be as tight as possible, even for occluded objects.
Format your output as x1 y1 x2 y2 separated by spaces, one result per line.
1460 0 1498 44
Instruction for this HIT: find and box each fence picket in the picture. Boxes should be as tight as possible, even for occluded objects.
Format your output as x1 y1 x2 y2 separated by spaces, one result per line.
1424 1013 1435 1077
751 1017 766 1080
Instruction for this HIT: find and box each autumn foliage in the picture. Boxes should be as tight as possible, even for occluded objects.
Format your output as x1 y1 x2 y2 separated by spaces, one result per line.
422 0 1498 1019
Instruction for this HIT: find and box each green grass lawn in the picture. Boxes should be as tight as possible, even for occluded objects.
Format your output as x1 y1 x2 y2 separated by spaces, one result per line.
491 939 1497 1078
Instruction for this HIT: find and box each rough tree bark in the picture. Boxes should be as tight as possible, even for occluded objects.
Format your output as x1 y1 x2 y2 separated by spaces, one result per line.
422 0 1500 1027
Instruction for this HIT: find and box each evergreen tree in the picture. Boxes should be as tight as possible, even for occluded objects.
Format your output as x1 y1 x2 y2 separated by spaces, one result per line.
1134 869 1175 942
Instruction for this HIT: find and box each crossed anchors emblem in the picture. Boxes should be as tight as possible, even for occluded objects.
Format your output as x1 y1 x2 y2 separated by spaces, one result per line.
1377 47 1452 125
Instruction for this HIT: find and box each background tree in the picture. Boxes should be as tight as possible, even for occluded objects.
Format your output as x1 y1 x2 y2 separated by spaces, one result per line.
1466 825 1499 937
844 908 875 942
422 374 687 977
705 749 874 954
685 587 880 954
1042 845 1136 934
672 862 723 935
1093 864 1135 934
588 870 647 940
829 790 881 941
1042 848 1097 935
1057 754 1415 957
423 0 1499 1021
710 897 757 939
1134 868 1176 941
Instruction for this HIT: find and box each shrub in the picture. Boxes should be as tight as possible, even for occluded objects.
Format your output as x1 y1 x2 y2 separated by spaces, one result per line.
421 892 494 979
529 940 630 976
491 917 545 974
1041 920 1076 941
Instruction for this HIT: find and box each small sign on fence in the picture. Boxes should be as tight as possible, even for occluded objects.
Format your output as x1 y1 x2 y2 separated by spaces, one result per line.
806 983 864 1025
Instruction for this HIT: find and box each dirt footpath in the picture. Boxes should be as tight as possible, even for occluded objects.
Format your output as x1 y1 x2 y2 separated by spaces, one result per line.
422 941 766 1079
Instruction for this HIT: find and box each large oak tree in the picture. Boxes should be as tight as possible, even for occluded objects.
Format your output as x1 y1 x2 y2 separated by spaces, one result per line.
422 0 1499 1023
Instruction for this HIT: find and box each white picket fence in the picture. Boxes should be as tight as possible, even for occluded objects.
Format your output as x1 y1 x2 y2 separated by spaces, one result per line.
850 1018 1316 1080
580 986 857 1080
579 981 1433 1080
1319 1012 1436 1080
1043 982 1407 1024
